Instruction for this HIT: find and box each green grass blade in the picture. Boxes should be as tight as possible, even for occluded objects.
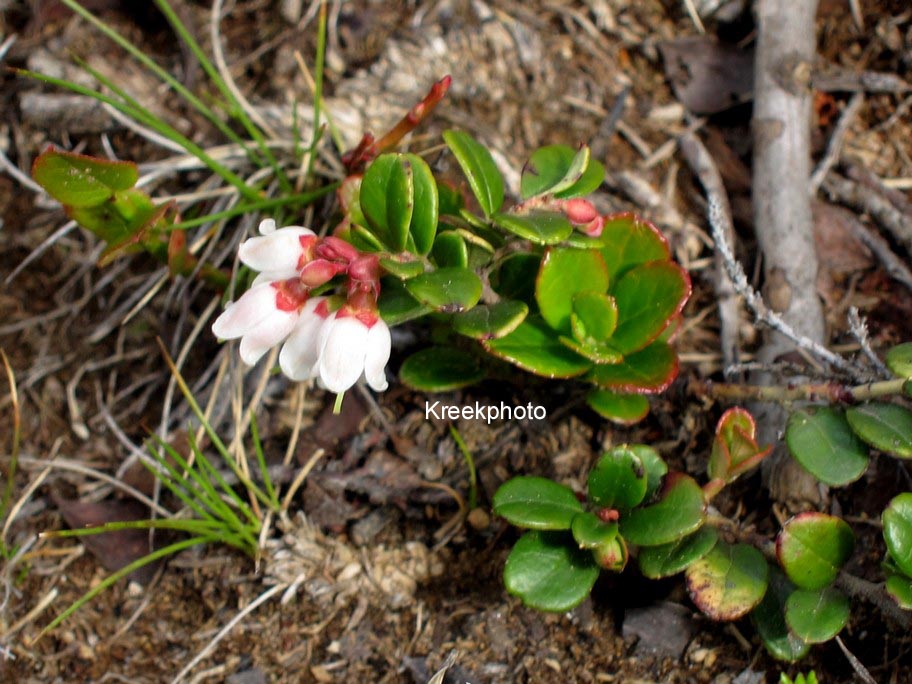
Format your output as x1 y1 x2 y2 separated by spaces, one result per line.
166 183 339 231
249 412 278 508
36 535 217 640
17 69 260 202
449 425 478 510
59 0 268 169
184 430 261 529
305 1 328 183
151 0 292 193
44 518 226 537
143 443 221 523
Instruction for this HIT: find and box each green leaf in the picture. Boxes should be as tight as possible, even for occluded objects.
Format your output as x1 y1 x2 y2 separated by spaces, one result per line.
452 301 528 340
587 446 648 510
846 402 912 459
484 316 592 378
638 526 719 579
403 153 438 255
752 566 811 662
599 213 671 281
776 512 855 590
886 342 912 378
493 211 574 245
378 256 425 280
535 247 609 334
883 493 912 578
432 231 468 268
32 146 138 208
493 476 583 530
437 180 465 216
785 587 849 643
360 153 414 251
785 407 869 486
405 267 483 313
399 347 484 392
633 445 668 500
491 252 541 304
378 277 430 325
610 261 690 354
558 336 624 365
571 512 619 549
443 130 504 217
885 573 912 609
686 542 769 621
571 291 618 343
520 144 604 199
504 530 600 612
586 390 649 425
585 341 679 394
620 472 704 546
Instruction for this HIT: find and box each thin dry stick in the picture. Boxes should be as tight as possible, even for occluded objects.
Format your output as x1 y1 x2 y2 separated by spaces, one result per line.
809 91 864 194
679 132 740 370
708 198 858 376
835 635 877 684
170 582 286 684
847 307 891 379
824 173 912 256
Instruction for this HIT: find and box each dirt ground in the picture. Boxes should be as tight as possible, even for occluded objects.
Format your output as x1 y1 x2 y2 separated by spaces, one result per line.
1 0 912 682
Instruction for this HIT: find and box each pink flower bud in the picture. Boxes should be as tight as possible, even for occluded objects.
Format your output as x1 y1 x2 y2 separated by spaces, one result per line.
316 236 359 263
563 198 599 225
299 259 343 287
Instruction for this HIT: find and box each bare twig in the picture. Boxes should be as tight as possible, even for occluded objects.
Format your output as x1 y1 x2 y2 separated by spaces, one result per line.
708 198 856 376
847 307 891 379
809 92 863 194
679 132 740 370
835 636 877 684
824 173 912 257
836 206 912 291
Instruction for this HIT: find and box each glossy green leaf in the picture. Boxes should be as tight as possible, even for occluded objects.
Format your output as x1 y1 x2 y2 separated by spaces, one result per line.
586 390 650 425
785 587 849 643
638 526 719 579
491 252 540 304
443 130 503 217
752 566 811 662
686 542 768 621
709 408 771 482
484 316 591 378
620 472 704 546
360 153 414 251
520 144 604 199
535 247 609 334
883 493 912 578
610 261 690 354
349 223 385 252
399 347 483 392
846 402 912 459
571 512 619 549
378 257 425 280
504 531 599 612
404 267 482 313
452 301 528 340
632 445 668 500
776 513 855 590
571 291 618 343
493 477 583 530
69 191 157 244
432 231 468 268
785 407 869 486
437 180 465 216
885 573 912 609
493 211 574 245
403 153 438 255
32 146 138 208
378 277 430 325
886 342 912 378
585 341 679 394
598 213 670 281
588 446 648 510
559 336 624 365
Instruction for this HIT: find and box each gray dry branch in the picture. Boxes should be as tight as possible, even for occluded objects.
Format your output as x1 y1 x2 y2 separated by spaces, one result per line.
751 0 826 506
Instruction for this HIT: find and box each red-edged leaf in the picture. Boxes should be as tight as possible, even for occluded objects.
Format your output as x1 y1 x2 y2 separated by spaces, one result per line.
585 341 679 394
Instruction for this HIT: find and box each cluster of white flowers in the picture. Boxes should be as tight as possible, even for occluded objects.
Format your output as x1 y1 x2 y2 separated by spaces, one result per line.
212 219 391 394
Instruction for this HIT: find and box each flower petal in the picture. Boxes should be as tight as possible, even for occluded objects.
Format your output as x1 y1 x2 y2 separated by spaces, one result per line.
212 284 279 340
238 226 314 273
238 309 299 365
318 315 368 393
363 321 391 391
279 298 327 380
251 269 300 288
